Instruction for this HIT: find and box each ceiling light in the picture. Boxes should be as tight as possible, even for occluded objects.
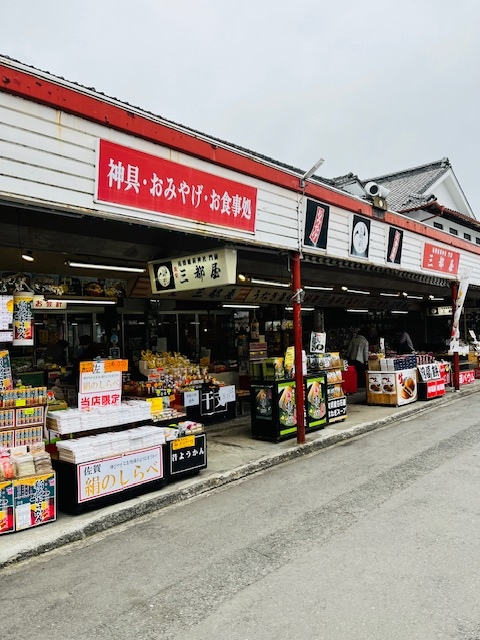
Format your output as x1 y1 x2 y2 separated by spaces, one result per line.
222 304 260 309
405 295 423 300
341 286 348 291
66 261 145 273
250 278 290 288
285 306 315 312
429 296 444 301
237 273 247 282
391 310 408 314
346 309 369 313
346 289 370 295
304 285 334 291
21 250 34 262
380 292 400 297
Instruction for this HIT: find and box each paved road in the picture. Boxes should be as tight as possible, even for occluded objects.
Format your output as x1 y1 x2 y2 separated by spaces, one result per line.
2 393 480 640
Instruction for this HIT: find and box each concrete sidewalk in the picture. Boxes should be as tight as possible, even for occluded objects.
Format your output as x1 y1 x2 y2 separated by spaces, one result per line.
2 382 479 569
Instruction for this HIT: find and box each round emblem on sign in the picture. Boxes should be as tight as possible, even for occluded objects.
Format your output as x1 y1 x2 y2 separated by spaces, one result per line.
156 265 171 288
353 220 369 254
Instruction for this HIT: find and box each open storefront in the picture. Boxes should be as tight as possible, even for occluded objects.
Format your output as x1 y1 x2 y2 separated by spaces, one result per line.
3 54 480 531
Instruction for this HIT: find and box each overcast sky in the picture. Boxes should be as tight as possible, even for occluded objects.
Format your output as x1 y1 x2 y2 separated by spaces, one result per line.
2 0 480 213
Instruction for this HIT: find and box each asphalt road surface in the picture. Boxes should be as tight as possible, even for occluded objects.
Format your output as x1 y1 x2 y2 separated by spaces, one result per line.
2 392 480 640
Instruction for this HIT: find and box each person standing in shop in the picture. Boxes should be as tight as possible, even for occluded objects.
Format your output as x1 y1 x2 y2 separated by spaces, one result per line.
396 328 415 354
346 328 369 387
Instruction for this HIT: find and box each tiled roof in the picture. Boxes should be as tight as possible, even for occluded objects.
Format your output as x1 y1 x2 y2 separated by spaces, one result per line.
364 158 451 211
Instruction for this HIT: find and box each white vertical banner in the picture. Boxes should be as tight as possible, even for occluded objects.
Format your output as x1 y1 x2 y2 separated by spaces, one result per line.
449 272 470 353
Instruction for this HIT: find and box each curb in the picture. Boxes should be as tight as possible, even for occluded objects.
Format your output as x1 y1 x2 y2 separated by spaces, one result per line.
2 384 478 569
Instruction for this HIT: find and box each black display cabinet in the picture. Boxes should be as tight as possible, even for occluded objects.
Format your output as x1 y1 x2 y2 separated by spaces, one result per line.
250 374 328 442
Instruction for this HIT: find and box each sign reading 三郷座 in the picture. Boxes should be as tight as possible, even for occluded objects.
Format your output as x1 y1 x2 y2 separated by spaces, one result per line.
148 248 237 294
95 139 257 233
422 243 460 275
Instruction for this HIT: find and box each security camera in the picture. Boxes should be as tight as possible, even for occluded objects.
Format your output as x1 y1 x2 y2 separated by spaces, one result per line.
364 181 390 199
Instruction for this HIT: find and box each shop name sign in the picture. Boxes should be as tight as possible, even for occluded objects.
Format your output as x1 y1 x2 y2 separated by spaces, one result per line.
96 139 257 233
149 248 237 294
422 243 460 275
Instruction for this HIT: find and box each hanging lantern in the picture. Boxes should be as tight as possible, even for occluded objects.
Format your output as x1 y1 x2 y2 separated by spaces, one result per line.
12 291 34 346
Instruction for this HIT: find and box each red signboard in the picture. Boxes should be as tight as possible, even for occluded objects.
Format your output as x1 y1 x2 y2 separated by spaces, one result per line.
422 243 460 275
459 370 475 385
95 139 257 233
425 378 446 399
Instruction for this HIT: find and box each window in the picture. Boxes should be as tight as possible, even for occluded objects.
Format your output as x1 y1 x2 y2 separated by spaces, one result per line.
464 233 472 241
476 237 480 245
449 227 458 236
433 222 443 230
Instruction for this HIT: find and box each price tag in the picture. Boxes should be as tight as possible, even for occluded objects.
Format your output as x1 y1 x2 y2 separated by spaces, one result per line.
146 397 163 413
172 435 195 450
183 390 199 407
15 399 26 407
219 385 236 404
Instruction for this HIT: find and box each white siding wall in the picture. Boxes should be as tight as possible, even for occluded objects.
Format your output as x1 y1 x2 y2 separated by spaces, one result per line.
1 90 480 287
303 208 480 287
0 92 299 250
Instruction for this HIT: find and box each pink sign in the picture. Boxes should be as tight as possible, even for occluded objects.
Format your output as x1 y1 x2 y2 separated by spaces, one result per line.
96 139 257 232
422 243 460 274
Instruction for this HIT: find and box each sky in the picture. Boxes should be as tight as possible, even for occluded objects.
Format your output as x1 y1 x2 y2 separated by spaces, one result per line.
2 0 480 213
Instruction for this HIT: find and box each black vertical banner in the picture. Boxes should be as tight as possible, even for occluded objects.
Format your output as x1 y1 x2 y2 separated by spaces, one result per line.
303 199 330 249
387 227 403 264
350 215 371 258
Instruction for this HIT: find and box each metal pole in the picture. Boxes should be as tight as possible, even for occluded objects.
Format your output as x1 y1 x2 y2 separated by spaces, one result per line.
451 281 460 391
292 251 306 444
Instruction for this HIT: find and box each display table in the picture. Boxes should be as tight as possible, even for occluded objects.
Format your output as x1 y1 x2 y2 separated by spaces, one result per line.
367 368 417 406
53 449 167 515
173 384 236 423
417 362 446 400
164 433 207 481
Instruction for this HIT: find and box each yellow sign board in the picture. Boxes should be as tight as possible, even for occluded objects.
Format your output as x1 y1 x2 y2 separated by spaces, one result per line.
104 359 129 372
172 435 195 450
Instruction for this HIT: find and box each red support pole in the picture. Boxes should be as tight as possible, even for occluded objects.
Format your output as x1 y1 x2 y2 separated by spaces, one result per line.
451 281 460 391
292 251 306 445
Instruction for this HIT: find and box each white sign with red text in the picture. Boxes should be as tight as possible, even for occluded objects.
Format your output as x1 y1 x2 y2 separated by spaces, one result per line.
77 446 163 502
78 369 122 410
